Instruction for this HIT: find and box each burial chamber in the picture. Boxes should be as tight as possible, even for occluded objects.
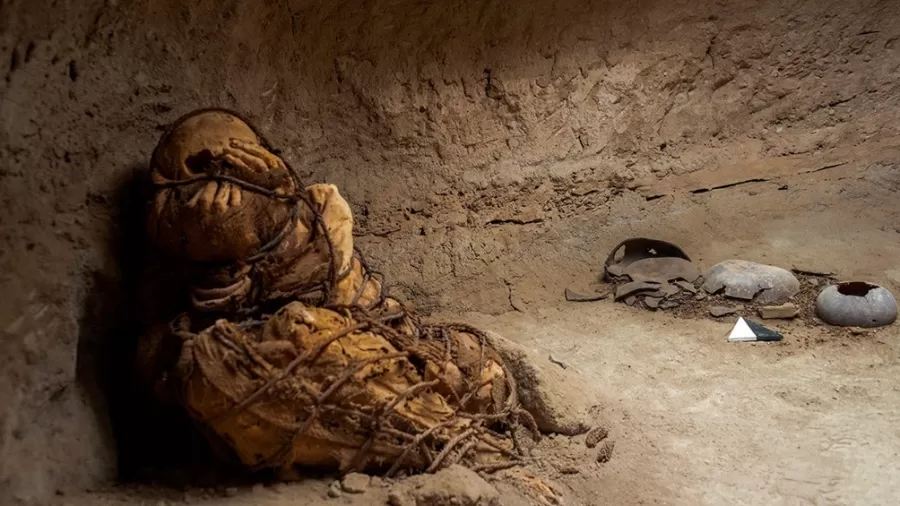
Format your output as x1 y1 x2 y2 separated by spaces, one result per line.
3 0 900 502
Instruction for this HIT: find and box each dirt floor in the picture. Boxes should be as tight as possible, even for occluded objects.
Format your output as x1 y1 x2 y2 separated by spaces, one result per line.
48 299 900 506
41 171 900 506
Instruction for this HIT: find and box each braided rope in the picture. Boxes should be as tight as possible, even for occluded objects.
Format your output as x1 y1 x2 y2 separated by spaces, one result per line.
154 108 533 476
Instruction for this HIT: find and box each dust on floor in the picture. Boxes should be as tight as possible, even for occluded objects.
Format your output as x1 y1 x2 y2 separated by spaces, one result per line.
50 301 900 506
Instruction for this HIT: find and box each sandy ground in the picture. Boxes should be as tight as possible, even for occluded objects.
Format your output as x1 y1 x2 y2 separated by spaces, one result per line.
460 304 900 505
48 298 900 506
40 154 900 506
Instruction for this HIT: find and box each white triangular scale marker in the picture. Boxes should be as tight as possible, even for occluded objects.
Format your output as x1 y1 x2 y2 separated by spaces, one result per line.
727 317 758 342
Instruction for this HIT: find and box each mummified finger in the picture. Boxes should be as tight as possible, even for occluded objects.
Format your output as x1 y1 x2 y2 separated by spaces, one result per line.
147 109 296 262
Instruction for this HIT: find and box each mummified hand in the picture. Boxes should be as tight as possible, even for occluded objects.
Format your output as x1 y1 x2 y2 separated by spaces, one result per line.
147 109 297 263
146 109 387 313
188 182 365 313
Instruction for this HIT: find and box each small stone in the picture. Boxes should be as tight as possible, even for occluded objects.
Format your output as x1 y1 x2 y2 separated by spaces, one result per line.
269 482 289 493
807 278 821 286
388 491 412 506
224 487 238 498
850 327 869 335
327 481 342 498
596 440 615 463
585 426 609 448
758 303 799 319
559 466 580 475
340 473 371 494
709 306 738 317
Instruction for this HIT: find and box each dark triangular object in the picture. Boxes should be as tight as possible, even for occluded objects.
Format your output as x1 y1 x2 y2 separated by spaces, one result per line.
745 319 783 341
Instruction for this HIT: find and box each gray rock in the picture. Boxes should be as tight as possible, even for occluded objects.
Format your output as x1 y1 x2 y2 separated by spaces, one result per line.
815 282 898 328
702 260 800 304
758 303 799 319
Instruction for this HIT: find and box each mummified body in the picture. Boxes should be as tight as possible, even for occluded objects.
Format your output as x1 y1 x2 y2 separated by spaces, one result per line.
140 109 535 476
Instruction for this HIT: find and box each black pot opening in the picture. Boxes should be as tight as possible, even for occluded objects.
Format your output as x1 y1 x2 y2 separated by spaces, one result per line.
836 281 877 297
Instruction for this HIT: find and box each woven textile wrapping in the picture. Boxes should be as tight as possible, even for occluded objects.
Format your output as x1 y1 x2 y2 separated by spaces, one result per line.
140 108 537 478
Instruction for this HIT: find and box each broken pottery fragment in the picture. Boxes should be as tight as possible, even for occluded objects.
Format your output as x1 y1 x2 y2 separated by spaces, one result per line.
604 238 691 282
614 280 661 301
605 238 699 310
709 305 739 317
564 287 610 302
674 280 698 294
758 303 798 319
657 283 682 298
791 265 834 277
702 260 799 304
644 296 662 309
815 282 897 328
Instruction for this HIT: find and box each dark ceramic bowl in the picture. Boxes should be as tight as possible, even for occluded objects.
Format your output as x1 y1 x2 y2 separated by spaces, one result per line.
815 282 898 328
